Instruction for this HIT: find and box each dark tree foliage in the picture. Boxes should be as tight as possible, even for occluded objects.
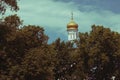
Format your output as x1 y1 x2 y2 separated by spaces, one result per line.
0 15 50 80
9 46 55 80
76 25 120 80
52 38 78 80
0 0 19 14
0 14 120 80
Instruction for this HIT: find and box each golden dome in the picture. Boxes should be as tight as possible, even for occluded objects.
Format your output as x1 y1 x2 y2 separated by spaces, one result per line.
67 20 78 29
67 12 78 29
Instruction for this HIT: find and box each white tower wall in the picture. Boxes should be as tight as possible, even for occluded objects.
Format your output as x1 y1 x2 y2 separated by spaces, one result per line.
67 29 78 41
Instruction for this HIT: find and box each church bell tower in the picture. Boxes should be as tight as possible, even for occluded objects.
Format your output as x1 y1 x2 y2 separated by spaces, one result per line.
67 12 78 41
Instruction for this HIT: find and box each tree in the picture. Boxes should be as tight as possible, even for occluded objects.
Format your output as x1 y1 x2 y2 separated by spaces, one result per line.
8 46 56 80
3 14 22 28
2 24 48 76
0 14 22 47
0 15 22 66
52 38 78 80
0 0 19 14
0 15 49 80
76 25 120 80
0 14 22 80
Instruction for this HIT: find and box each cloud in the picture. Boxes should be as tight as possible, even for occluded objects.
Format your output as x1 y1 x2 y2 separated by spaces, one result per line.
55 0 120 14
4 0 120 43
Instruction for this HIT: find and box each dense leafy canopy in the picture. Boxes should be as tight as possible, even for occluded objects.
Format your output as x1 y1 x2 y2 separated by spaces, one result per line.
0 15 120 80
0 0 19 14
76 25 120 80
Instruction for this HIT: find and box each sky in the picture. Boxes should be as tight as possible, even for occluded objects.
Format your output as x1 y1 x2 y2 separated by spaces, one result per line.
4 0 120 43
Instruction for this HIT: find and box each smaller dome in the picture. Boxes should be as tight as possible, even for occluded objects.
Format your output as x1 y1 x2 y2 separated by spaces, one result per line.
67 20 78 29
